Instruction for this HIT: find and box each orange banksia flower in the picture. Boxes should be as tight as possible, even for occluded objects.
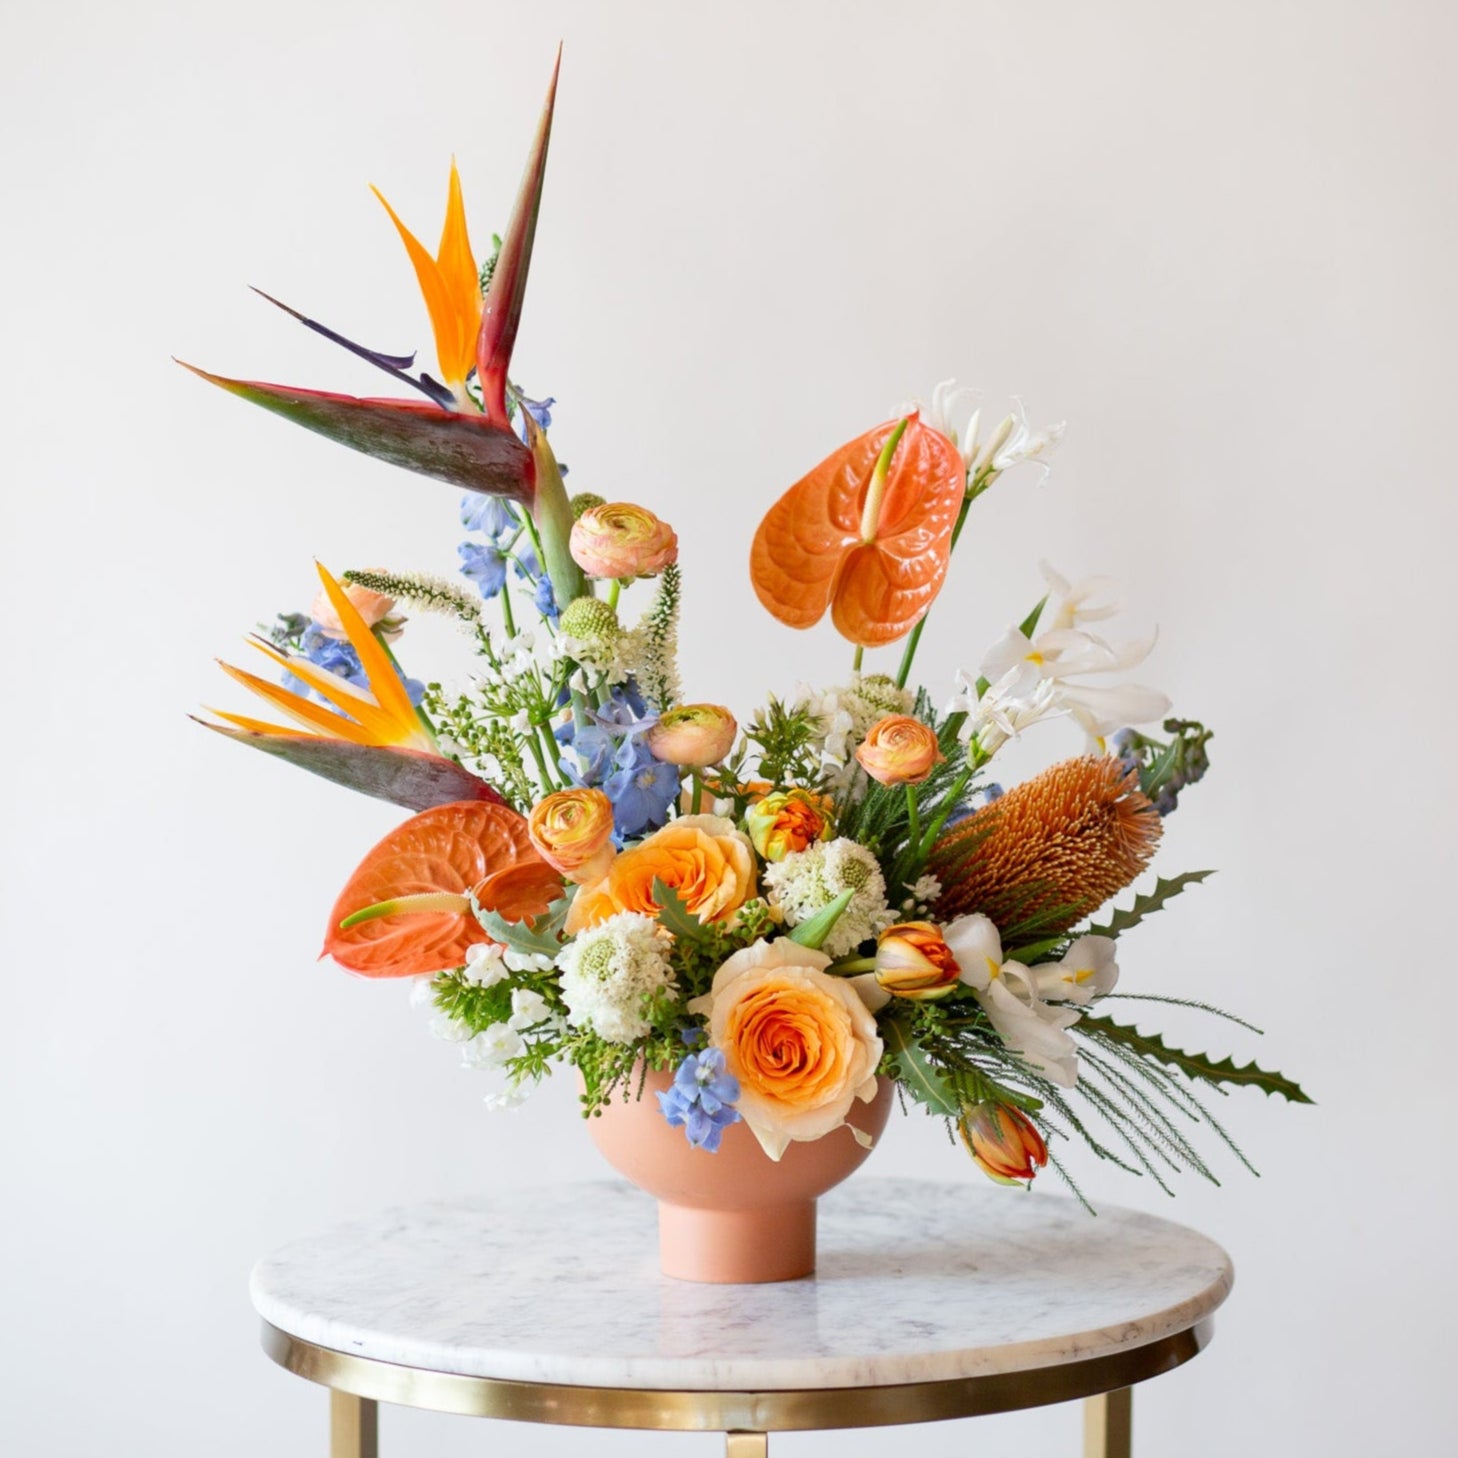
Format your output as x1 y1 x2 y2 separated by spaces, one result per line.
930 756 1161 936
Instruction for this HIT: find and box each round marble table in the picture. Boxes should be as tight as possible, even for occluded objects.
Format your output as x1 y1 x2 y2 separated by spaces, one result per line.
251 1178 1233 1458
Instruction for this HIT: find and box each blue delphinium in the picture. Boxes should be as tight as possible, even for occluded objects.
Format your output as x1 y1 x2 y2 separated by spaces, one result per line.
657 1046 742 1152
280 621 424 709
605 742 679 837
459 540 508 600
460 493 517 538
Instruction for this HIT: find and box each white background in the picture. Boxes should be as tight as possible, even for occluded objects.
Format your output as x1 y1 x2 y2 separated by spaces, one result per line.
3 1 1454 1453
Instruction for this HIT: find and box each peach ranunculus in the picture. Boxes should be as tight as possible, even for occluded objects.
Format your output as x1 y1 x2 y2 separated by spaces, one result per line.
744 788 834 862
855 714 944 785
688 939 884 1160
527 788 617 883
566 814 756 933
569 502 678 580
647 705 738 767
310 577 402 641
874 921 962 1001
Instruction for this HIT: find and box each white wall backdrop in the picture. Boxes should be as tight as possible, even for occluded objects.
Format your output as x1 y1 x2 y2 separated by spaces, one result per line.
3 0 1454 1453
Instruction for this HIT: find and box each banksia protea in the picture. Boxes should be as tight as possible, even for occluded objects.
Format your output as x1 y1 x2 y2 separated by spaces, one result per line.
931 755 1161 938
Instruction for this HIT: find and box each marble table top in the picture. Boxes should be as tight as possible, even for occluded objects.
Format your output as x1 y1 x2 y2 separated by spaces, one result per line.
251 1178 1233 1391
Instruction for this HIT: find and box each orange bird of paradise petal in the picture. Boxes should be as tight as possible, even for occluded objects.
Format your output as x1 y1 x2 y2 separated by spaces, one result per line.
750 415 966 647
214 562 436 754
325 801 563 978
372 160 482 400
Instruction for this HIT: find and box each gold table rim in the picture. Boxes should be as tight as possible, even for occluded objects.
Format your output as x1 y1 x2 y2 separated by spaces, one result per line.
261 1317 1214 1431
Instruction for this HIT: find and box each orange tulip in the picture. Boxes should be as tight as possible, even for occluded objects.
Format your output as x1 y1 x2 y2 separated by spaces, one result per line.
957 1103 1050 1185
750 414 965 647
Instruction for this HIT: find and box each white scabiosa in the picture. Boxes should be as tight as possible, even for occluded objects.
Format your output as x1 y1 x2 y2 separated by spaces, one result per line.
764 837 895 958
557 912 678 1043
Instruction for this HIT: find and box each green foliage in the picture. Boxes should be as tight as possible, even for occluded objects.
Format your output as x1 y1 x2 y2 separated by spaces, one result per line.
475 895 571 958
430 969 515 1034
881 1013 961 1115
743 696 825 787
1088 870 1214 938
1079 1016 1314 1103
786 888 853 949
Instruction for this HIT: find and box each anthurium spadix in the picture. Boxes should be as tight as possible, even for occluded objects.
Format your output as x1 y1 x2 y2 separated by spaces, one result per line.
176 52 572 575
197 564 505 813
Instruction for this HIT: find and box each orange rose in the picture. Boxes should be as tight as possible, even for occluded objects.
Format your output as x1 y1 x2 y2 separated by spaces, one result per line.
855 714 943 785
744 788 834 862
688 939 884 1160
566 814 756 933
528 788 616 883
957 1103 1049 1184
874 921 962 1000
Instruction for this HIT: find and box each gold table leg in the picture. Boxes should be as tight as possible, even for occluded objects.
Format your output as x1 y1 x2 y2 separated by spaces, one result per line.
330 1390 378 1458
1083 1387 1132 1458
726 1431 768 1458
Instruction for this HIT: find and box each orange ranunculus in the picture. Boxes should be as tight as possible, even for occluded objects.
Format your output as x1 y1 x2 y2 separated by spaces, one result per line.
688 940 884 1160
566 814 756 933
744 788 834 862
527 788 617 883
569 502 678 579
647 705 738 767
749 414 965 647
309 576 401 642
957 1103 1049 1184
855 714 944 785
874 921 962 1000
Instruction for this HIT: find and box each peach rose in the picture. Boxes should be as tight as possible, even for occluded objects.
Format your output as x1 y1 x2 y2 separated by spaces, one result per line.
688 939 884 1160
647 705 738 767
874 921 962 1000
569 503 678 580
566 813 756 933
744 788 834 862
855 714 943 785
310 577 401 641
527 789 617 884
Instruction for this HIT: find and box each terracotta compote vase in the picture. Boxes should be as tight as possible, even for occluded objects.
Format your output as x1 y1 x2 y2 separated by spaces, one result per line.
587 1068 895 1283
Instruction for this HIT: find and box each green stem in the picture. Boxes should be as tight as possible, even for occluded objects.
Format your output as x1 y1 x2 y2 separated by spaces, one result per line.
499 579 518 637
905 784 922 848
919 763 976 857
691 771 704 815
895 489 974 690
606 579 621 612
523 729 555 797
852 644 864 674
827 954 877 975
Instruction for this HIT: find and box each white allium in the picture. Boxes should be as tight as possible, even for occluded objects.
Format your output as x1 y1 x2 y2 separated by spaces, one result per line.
408 975 439 1010
763 838 895 958
462 942 510 987
483 1085 530 1112
430 1013 473 1044
557 912 678 1043
909 874 942 904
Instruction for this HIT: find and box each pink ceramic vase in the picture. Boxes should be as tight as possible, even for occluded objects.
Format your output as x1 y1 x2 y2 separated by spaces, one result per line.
586 1067 895 1283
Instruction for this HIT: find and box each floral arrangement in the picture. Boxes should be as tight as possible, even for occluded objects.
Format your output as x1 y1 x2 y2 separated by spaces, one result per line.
187 60 1306 1198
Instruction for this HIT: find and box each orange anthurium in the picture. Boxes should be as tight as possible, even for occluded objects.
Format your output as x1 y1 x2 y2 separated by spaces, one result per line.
750 414 966 647
372 160 482 404
324 801 563 977
210 563 435 753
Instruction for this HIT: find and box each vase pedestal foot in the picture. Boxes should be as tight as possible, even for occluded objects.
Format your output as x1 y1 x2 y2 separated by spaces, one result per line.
658 1199 816 1283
